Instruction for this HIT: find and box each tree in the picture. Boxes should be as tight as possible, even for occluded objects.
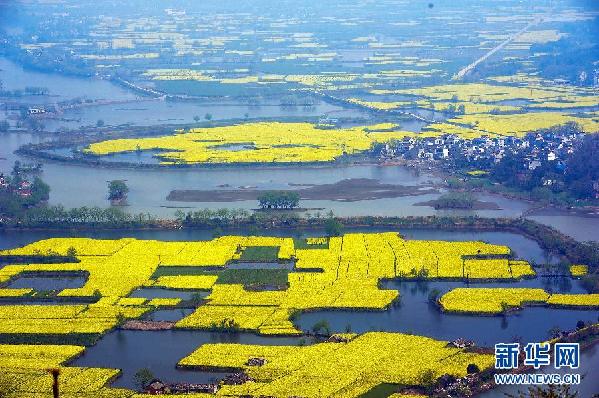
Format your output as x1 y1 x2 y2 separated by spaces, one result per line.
204 113 213 122
133 368 155 390
466 363 480 374
96 119 105 128
433 192 475 209
257 191 300 209
418 369 436 394
107 180 129 201
193 115 201 122
428 288 441 303
189 292 205 306
325 217 343 237
12 161 21 177
66 246 77 258
564 133 599 199
29 177 50 204
0 120 9 132
49 368 60 398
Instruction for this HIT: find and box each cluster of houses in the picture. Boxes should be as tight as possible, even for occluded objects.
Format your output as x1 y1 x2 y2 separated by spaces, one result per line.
0 172 33 198
378 128 589 182
142 370 257 395
379 130 585 170
143 380 218 395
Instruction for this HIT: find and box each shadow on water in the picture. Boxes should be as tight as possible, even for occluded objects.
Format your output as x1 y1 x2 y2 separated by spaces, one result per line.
128 288 206 300
6 274 87 292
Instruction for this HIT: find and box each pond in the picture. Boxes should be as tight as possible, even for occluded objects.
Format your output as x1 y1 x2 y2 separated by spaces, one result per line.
47 100 354 132
6 274 87 292
145 308 195 322
0 56 363 132
72 329 302 389
528 215 599 243
228 262 294 270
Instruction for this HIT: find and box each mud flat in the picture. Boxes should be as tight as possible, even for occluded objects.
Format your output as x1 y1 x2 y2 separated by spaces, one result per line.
166 178 438 203
414 199 501 210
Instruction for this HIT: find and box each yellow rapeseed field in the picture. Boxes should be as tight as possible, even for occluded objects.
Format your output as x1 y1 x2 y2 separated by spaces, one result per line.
84 122 413 164
0 233 561 336
440 288 599 314
439 288 550 314
179 332 494 398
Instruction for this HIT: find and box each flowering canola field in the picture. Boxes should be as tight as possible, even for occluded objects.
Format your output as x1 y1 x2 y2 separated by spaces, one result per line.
178 332 495 398
354 81 599 140
0 233 541 336
439 288 599 314
0 234 596 397
0 344 127 398
84 122 413 165
0 332 493 398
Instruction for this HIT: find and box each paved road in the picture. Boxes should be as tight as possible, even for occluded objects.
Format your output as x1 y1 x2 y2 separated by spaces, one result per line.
453 17 542 80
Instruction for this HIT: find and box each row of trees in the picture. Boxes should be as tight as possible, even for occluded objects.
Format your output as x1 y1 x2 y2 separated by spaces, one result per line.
0 86 49 97
174 207 345 237
9 205 156 227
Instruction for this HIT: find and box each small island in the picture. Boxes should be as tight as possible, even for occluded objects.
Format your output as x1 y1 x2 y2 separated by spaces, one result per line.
415 192 501 210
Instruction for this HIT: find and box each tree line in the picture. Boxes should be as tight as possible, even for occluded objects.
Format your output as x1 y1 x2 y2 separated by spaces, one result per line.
6 205 156 227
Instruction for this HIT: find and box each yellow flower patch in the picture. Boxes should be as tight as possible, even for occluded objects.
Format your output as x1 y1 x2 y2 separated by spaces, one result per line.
179 332 494 397
569 264 588 277
547 294 599 307
439 288 549 314
84 122 415 165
